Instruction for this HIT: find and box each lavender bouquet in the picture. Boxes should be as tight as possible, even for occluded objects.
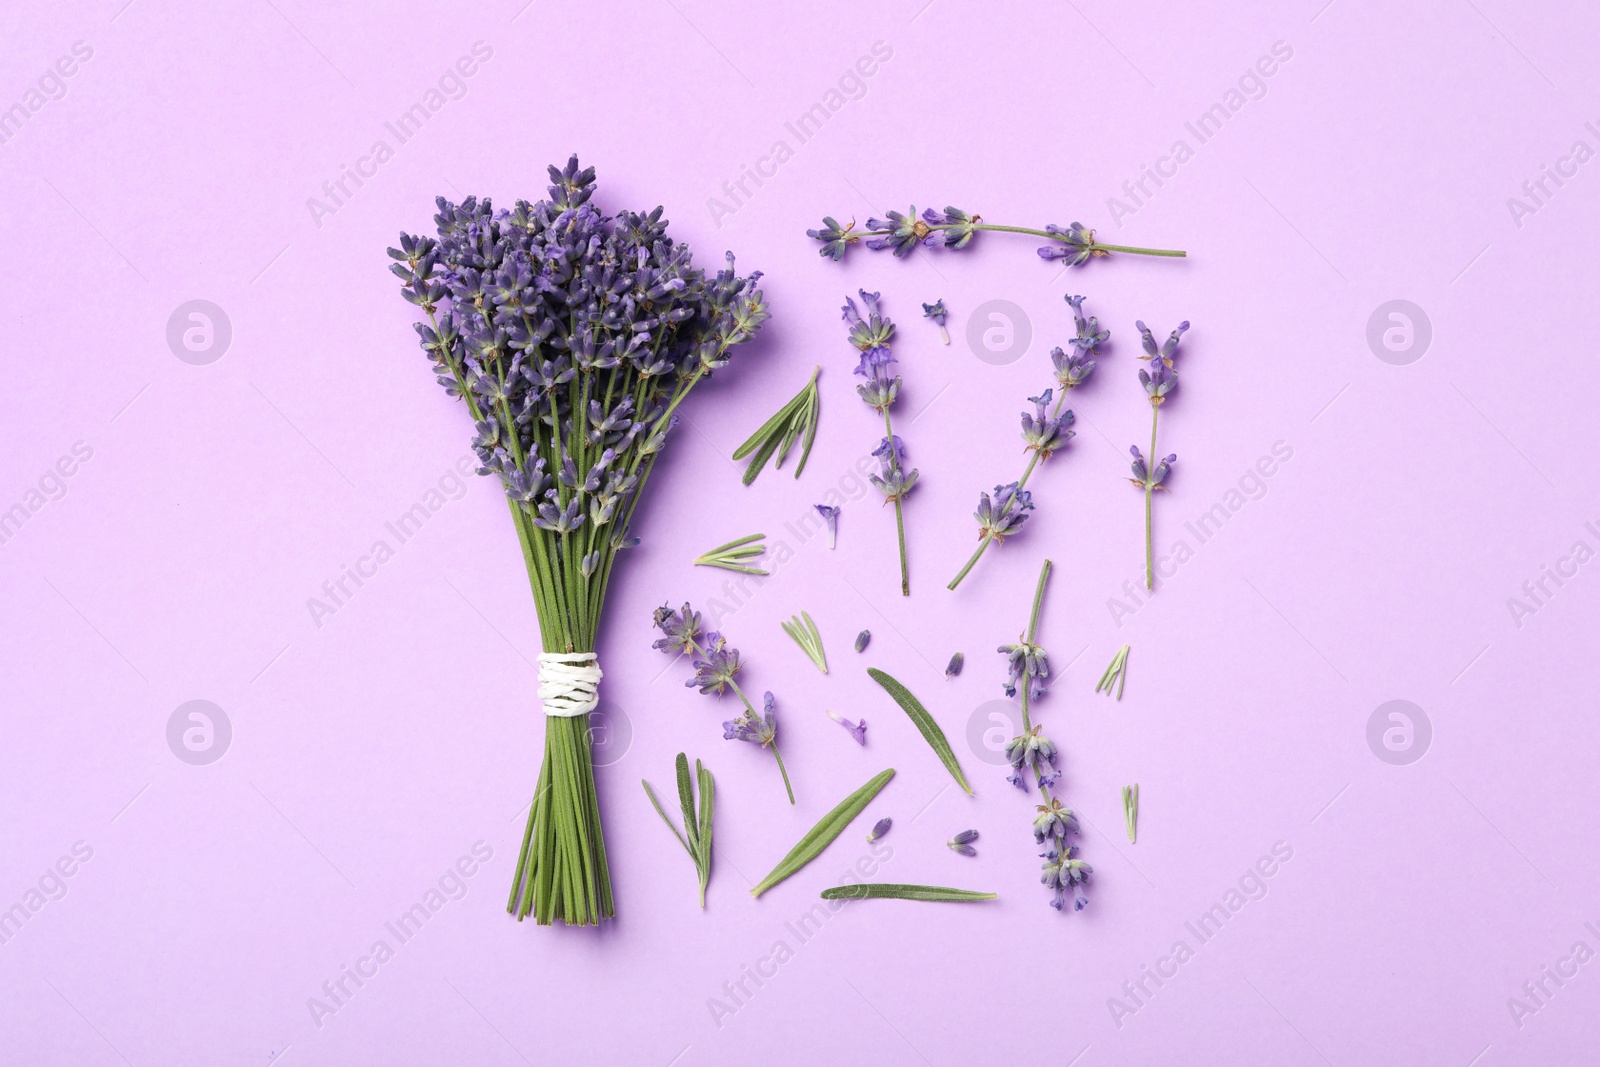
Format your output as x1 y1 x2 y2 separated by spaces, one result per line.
387 157 769 926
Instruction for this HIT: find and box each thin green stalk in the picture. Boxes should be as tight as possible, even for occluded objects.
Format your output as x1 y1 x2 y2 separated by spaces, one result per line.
1019 560 1053 803
771 745 795 805
883 407 909 596
1146 404 1158 591
920 222 1187 258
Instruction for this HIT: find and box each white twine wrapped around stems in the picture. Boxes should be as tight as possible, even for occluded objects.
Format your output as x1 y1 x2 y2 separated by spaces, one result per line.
537 652 602 717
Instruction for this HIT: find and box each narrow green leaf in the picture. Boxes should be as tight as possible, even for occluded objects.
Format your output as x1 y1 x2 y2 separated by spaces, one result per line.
734 368 822 485
866 668 972 795
820 883 997 902
739 430 785 486
794 387 819 479
732 392 807 460
675 753 697 848
695 533 771 575
642 779 693 858
696 761 714 863
781 612 828 673
750 768 895 898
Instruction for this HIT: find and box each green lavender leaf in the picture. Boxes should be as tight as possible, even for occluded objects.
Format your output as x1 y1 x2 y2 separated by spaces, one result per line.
1096 644 1130 700
732 367 821 485
820 883 997 902
693 533 770 575
781 610 828 673
750 768 895 898
866 668 972 795
644 753 715 908
1122 782 1139 844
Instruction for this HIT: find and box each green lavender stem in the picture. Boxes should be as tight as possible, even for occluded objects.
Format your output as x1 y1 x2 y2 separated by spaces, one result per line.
883 407 910 596
1019 560 1053 805
924 222 1186 258
1145 404 1159 590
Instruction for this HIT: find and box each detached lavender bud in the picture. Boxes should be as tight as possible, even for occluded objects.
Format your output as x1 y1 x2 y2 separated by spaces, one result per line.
948 829 979 857
825 708 868 746
921 299 950 344
815 504 840 548
945 652 964 680
855 630 871 653
866 817 892 843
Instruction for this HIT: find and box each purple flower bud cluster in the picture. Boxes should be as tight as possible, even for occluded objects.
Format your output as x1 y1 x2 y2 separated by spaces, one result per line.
1129 447 1176 490
388 157 769 618
1135 319 1189 405
1021 390 1075 459
844 292 920 507
1050 294 1109 389
1035 222 1101 265
976 482 1033 542
724 691 778 748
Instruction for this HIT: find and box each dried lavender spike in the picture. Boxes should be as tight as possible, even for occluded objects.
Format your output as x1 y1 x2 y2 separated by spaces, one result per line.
866 817 892 843
855 630 871 653
945 652 963 679
948 829 979 857
808 209 1186 263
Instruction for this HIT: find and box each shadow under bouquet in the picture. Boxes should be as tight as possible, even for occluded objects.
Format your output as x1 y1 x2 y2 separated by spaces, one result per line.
387 157 768 926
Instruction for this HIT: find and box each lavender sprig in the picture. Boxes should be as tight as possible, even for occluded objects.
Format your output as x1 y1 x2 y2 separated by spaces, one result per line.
1002 560 1092 912
844 291 916 596
807 209 1185 264
652 603 795 804
1130 319 1189 590
949 295 1109 590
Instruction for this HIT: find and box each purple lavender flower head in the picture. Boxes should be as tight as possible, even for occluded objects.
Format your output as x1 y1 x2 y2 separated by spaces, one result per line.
1139 360 1178 404
866 817 892 843
724 691 778 747
873 434 909 470
948 829 980 857
1005 724 1058 775
651 602 703 654
688 635 742 695
825 708 868 746
999 639 1050 701
815 504 840 549
1036 222 1098 265
864 207 923 257
1032 796 1079 844
975 482 1033 542
806 216 860 261
1040 844 1092 911
843 291 897 378
1021 390 1075 459
869 456 919 503
1136 319 1189 366
921 207 978 249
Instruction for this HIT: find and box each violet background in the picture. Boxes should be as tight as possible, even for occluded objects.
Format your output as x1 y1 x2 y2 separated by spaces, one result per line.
3 0 1597 1063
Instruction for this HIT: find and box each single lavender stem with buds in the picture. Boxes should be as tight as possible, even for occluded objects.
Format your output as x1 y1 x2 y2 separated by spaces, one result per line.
808 208 1186 264
1000 560 1093 912
843 290 918 596
652 603 795 804
948 295 1109 591
1128 320 1190 590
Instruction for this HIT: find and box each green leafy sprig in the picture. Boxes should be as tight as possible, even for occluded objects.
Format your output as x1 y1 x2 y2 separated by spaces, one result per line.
1122 783 1139 844
1096 644 1130 700
781 611 828 674
732 367 821 485
642 754 715 907
693 533 769 575
821 883 996 902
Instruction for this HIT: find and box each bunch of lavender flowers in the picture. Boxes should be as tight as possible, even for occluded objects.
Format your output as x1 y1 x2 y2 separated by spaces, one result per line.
844 291 917 596
948 295 1110 590
1129 319 1189 590
999 560 1092 911
387 156 769 927
807 208 1184 265
653 603 794 804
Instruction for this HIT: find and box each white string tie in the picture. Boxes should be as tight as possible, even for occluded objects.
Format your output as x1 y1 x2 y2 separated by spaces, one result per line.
537 652 603 717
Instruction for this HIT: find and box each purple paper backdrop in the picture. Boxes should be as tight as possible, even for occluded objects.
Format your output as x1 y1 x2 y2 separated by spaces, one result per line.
4 0 1598 1063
